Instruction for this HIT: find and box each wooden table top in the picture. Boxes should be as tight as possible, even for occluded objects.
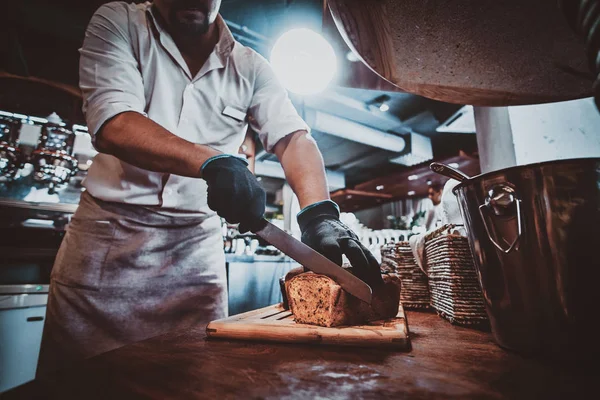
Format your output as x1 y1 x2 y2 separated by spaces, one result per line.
4 310 597 399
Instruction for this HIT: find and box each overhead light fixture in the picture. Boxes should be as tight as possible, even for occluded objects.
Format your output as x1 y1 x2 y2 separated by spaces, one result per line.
408 175 418 181
408 191 416 196
73 124 89 132
304 110 406 152
29 116 49 124
389 132 433 167
270 28 337 95
0 110 68 126
376 185 384 191
346 195 353 199
12 112 28 120
366 94 391 113
436 105 476 134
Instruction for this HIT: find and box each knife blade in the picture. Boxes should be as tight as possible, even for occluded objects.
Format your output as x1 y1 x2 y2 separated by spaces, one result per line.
253 219 373 304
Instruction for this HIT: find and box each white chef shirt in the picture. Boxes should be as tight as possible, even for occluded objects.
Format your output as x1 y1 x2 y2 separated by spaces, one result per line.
425 204 442 231
79 1 309 213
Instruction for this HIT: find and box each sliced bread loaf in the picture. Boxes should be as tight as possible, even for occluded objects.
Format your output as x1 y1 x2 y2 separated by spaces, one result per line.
285 271 401 327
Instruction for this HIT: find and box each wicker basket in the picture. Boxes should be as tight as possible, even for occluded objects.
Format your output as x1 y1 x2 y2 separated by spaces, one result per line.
380 242 430 309
424 225 488 326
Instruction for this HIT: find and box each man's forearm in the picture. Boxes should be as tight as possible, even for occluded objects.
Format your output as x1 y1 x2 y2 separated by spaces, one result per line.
96 111 221 177
274 131 330 209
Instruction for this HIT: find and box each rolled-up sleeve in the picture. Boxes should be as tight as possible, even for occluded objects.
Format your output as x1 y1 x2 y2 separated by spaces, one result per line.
79 2 146 140
247 54 310 152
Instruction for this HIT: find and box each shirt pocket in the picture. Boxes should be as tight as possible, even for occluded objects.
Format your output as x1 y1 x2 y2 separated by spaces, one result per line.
206 95 250 149
51 218 118 290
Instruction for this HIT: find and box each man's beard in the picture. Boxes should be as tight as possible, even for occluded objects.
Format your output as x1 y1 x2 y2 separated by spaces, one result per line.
169 0 211 37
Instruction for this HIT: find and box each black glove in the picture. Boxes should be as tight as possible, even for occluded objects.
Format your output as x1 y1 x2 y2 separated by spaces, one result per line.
201 155 265 233
297 200 384 289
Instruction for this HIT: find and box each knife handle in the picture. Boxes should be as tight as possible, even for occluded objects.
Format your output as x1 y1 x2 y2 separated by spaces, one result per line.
279 277 289 310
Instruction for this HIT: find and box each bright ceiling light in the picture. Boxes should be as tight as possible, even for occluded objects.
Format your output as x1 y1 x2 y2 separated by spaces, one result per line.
408 191 416 196
270 28 337 95
376 185 384 191
408 175 418 181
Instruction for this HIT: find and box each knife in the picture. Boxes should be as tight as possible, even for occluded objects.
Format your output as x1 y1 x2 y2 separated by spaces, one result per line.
253 218 373 304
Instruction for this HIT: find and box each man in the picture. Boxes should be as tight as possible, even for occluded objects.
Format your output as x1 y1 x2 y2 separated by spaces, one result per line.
424 182 443 230
37 0 382 374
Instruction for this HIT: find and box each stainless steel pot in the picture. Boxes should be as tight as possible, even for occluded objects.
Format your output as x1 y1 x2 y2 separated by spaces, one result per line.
431 158 600 359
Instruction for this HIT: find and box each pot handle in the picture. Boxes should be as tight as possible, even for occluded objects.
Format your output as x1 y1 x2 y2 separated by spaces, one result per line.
478 185 523 254
430 162 470 182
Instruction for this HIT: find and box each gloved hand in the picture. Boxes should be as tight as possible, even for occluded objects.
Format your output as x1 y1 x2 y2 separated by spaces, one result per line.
297 200 384 289
201 155 265 233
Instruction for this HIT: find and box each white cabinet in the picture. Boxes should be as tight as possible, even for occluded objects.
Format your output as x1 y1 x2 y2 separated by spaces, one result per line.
0 290 47 393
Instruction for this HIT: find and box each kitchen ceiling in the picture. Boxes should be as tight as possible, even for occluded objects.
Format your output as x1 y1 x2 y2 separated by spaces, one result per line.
1 0 478 200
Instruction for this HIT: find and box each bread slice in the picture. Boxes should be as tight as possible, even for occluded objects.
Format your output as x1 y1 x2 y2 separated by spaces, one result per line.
285 271 401 327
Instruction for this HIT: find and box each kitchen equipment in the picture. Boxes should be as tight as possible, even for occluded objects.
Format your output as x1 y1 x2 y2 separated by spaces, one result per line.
227 256 298 316
30 122 78 191
431 158 600 359
206 302 409 350
327 0 590 105
253 219 373 304
0 210 60 392
0 284 48 393
430 162 469 183
0 116 23 183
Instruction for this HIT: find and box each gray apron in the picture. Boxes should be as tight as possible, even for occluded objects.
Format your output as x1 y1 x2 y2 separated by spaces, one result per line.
37 191 227 375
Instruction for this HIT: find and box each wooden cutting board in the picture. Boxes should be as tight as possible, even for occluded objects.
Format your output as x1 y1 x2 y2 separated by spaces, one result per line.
206 303 410 350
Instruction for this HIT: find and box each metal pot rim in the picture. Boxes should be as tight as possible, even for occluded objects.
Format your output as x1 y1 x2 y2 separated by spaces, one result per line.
452 157 600 194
